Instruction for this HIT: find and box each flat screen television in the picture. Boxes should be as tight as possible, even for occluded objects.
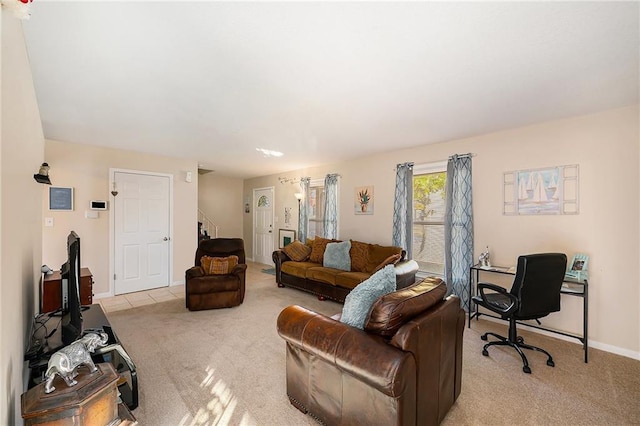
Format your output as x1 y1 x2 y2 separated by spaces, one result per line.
61 230 83 345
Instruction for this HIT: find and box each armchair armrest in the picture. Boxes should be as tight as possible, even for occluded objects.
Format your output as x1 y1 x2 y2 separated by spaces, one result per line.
230 263 248 276
185 266 204 282
476 282 518 315
277 305 415 396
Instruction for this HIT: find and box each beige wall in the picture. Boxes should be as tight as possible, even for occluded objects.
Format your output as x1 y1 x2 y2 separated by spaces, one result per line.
244 105 640 358
1 11 45 424
198 173 244 238
43 140 198 296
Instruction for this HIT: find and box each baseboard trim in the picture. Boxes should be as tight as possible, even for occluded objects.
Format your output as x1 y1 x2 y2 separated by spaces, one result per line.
472 314 640 361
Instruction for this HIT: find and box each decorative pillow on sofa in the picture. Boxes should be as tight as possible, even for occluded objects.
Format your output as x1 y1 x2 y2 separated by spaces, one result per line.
309 236 340 264
340 265 396 329
372 253 402 273
349 240 369 272
282 240 312 261
200 255 239 275
365 244 403 273
323 240 351 271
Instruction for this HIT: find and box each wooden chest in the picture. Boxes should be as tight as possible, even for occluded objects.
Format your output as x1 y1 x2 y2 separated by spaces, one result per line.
21 363 119 426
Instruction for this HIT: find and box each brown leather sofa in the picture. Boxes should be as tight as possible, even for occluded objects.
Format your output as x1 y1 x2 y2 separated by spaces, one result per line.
273 239 419 303
277 277 464 426
185 238 247 311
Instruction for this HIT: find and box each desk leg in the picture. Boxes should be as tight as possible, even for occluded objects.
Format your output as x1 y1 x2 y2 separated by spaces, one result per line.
584 279 589 363
468 268 472 328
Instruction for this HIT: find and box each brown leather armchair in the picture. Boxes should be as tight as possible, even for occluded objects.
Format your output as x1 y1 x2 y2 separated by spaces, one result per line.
277 277 464 426
185 238 247 311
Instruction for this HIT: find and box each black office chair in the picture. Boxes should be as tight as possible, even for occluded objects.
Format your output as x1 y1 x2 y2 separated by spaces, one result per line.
472 253 567 373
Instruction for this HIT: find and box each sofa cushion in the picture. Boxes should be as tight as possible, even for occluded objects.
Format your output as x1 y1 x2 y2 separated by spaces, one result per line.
365 245 403 273
340 265 396 329
372 253 402 273
335 271 371 290
281 261 320 279
323 240 351 271
200 255 239 275
364 277 447 337
349 240 369 272
282 240 312 262
309 236 340 263
306 266 342 285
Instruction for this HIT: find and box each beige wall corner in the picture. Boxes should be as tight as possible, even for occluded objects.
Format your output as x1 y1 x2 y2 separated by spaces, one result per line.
43 140 198 296
1 9 46 424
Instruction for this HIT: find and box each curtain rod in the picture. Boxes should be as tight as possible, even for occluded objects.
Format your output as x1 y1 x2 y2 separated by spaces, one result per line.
449 153 475 160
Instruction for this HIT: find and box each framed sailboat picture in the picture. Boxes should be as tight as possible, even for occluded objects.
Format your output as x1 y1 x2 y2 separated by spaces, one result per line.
503 164 579 215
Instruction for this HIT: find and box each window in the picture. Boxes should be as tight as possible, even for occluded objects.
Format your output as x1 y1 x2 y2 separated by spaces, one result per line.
412 163 447 276
307 181 325 240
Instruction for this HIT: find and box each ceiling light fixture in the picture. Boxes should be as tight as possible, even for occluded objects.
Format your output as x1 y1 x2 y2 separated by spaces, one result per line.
256 148 283 158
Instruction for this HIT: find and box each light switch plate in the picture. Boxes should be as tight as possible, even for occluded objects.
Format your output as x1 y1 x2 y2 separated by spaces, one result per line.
45 217 54 227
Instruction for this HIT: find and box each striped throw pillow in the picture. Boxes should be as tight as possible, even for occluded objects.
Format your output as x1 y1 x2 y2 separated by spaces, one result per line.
201 255 239 275
282 240 312 262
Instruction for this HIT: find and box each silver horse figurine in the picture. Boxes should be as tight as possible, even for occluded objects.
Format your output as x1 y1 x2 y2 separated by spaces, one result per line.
479 246 491 268
43 331 108 394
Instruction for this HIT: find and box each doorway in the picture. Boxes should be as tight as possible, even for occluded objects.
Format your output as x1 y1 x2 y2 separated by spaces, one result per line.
111 169 173 295
253 187 275 265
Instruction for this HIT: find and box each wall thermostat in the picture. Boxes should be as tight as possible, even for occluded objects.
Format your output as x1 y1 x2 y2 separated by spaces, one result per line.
90 200 108 210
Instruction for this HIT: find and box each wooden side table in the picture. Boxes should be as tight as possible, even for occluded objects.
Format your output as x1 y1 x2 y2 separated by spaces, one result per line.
41 267 94 312
21 362 136 425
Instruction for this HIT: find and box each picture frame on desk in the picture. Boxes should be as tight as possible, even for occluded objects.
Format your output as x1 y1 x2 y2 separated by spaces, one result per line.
566 253 589 280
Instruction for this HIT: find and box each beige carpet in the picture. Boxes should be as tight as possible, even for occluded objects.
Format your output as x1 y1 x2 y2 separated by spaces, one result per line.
107 265 640 425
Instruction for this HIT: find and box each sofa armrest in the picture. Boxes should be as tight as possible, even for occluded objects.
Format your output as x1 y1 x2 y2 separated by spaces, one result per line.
394 259 419 289
277 305 415 397
272 250 291 283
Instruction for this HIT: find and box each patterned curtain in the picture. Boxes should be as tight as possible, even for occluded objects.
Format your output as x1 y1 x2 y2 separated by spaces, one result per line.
392 162 414 259
444 154 474 307
298 177 310 242
323 174 339 239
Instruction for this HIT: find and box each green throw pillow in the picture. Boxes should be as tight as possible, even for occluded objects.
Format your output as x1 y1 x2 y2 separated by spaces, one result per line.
340 265 396 329
323 240 351 271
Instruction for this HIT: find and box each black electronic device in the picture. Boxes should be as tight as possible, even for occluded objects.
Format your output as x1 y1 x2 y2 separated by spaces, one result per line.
60 231 83 345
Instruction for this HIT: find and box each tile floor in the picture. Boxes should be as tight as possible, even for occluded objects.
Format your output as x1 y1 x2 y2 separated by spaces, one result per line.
96 262 270 313
97 284 185 313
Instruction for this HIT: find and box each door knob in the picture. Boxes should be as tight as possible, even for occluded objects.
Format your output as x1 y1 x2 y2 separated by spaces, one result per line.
163 237 170 241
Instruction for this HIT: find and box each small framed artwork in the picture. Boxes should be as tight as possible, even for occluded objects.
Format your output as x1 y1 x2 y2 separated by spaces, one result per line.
355 185 374 215
49 186 74 211
566 253 589 280
279 229 296 248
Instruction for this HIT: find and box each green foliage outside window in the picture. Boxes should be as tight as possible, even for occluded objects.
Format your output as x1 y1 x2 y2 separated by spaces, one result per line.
414 172 446 221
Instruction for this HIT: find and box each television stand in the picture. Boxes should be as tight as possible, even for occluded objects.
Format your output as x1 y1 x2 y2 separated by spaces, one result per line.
26 304 138 410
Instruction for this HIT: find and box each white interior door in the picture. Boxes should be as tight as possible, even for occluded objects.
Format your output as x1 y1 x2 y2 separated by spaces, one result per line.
114 171 171 295
254 187 274 265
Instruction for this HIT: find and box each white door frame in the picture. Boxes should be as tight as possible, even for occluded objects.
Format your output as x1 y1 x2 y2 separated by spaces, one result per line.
107 168 174 297
253 186 275 265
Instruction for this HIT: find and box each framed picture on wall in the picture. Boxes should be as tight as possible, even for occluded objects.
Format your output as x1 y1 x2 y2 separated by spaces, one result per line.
49 186 74 211
279 229 296 248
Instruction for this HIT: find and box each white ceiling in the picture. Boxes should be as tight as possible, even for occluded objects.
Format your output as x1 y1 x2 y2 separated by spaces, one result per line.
22 2 639 179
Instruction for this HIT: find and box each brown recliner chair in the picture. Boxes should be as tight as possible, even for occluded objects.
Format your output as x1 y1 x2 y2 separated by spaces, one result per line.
277 277 464 426
185 238 247 311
